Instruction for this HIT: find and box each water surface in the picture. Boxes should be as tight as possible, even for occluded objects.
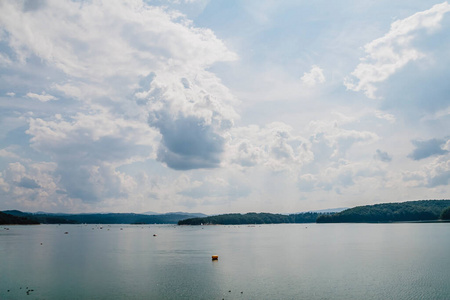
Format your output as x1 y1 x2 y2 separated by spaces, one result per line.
1 223 449 299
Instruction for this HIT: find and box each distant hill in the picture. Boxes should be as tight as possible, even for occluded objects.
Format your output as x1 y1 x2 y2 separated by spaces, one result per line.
307 207 348 213
6 200 449 225
142 211 160 215
163 212 208 218
0 211 39 225
316 200 450 223
2 211 201 224
4 210 79 224
178 212 326 225
142 211 207 217
60 213 199 224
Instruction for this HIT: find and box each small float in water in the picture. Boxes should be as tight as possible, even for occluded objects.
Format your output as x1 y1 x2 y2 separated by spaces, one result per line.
211 255 219 261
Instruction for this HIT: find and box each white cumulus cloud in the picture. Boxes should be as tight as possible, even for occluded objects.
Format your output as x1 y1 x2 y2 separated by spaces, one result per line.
344 2 450 99
301 65 325 87
26 92 57 102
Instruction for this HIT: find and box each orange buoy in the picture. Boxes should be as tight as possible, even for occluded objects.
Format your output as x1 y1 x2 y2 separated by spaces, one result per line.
211 255 219 260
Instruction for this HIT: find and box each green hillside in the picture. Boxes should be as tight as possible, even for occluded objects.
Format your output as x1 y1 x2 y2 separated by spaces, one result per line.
316 200 450 223
3 211 202 224
0 211 39 225
441 207 450 220
178 212 323 225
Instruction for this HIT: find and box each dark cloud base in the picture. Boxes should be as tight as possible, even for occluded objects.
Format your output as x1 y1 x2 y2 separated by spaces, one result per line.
150 114 224 170
408 138 448 160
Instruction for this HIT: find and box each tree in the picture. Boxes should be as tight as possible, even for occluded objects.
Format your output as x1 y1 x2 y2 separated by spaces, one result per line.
0 212 39 225
441 207 450 220
316 200 450 223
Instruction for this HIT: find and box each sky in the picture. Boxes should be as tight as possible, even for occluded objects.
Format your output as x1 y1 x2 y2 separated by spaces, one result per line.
0 0 449 214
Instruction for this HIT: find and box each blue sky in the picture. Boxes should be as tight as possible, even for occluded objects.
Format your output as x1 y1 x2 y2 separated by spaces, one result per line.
0 0 449 213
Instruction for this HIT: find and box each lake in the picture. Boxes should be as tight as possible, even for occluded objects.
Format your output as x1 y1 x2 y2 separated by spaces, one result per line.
1 223 449 299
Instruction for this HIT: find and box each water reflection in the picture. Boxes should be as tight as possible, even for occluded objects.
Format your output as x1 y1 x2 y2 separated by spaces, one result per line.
1 224 449 299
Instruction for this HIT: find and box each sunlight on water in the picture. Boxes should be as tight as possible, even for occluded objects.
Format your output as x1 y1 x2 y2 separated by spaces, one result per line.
1 223 449 299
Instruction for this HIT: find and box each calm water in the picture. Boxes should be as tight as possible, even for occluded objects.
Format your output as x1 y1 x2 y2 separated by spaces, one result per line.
1 223 449 299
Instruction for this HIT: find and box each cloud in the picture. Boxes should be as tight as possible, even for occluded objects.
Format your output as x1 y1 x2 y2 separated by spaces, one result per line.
26 92 57 102
0 0 240 206
298 159 387 194
426 157 450 187
180 175 251 199
227 122 314 172
428 171 450 187
408 138 449 160
374 149 392 162
1 1 449 213
308 118 379 160
17 177 40 189
301 65 325 87
26 112 156 202
374 110 396 123
154 114 225 170
0 0 236 80
144 72 238 170
0 148 20 159
0 52 12 66
0 161 63 210
345 2 450 99
402 152 450 188
227 118 381 197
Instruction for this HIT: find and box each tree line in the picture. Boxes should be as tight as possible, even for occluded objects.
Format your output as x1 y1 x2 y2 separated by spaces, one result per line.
0 211 39 225
178 212 324 225
3 199 449 225
1 211 202 225
316 200 450 223
179 200 450 225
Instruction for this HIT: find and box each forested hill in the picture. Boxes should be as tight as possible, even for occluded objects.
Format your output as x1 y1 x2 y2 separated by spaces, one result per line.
0 211 39 225
2 211 204 224
178 212 324 225
316 200 450 223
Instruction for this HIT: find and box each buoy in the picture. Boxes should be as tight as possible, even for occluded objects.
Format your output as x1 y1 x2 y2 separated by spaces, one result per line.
212 255 219 260
64 232 68 234
153 234 157 236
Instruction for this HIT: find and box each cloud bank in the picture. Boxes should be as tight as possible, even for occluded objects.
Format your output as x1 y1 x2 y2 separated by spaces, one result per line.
0 0 448 213
345 2 450 99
